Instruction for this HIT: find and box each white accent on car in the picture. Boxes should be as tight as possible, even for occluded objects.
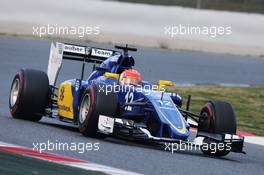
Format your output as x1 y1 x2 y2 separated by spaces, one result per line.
187 118 198 127
139 128 152 138
225 134 240 140
193 137 204 146
47 42 63 85
98 115 115 134
125 91 134 111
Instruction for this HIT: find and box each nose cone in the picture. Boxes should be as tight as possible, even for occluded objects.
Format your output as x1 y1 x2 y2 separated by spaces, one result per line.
169 125 190 139
158 107 190 139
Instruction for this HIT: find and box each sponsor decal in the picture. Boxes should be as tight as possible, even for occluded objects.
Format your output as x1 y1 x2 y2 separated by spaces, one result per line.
91 48 113 58
64 44 85 54
58 104 71 112
59 86 65 101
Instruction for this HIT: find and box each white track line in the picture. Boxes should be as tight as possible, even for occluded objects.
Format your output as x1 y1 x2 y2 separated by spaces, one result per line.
244 136 264 146
65 162 142 175
0 141 142 175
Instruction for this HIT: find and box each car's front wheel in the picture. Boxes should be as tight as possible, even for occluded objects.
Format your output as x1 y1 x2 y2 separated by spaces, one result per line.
198 101 237 156
78 83 118 138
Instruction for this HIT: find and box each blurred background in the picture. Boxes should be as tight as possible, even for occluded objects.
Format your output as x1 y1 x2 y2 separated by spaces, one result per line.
115 0 264 14
0 1 264 174
1 0 264 56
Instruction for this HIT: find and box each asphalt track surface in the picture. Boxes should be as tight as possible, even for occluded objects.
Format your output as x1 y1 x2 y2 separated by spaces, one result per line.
0 150 103 175
0 36 264 175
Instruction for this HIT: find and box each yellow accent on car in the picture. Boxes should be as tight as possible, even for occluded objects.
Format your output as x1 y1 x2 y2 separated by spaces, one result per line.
158 80 174 91
57 81 74 119
104 72 120 80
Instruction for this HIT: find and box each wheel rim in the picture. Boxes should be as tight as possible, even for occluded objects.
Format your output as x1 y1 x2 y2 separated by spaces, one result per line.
10 78 20 107
201 106 213 133
79 94 91 124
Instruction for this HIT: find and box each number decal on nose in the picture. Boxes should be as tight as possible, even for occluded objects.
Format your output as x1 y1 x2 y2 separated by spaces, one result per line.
125 92 134 111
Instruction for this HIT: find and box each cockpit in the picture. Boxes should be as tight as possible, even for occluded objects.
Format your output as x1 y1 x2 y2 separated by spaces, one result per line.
99 54 135 74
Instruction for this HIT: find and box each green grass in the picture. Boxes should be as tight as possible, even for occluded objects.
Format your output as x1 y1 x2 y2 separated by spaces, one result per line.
166 86 264 136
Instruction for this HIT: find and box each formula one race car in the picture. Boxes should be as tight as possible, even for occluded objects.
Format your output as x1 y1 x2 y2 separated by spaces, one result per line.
9 42 245 156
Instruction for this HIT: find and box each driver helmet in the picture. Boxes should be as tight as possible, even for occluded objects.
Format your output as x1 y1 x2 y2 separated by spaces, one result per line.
119 69 142 86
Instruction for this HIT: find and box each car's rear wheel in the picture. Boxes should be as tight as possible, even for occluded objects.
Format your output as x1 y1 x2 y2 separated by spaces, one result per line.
9 69 50 121
198 101 236 156
78 83 118 138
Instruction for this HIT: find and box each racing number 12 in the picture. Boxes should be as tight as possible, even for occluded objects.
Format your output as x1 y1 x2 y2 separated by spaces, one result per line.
125 92 133 111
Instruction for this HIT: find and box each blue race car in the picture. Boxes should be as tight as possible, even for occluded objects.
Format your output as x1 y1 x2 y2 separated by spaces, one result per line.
9 42 244 156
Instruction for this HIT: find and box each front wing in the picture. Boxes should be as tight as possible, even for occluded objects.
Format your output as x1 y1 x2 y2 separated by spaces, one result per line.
97 115 245 154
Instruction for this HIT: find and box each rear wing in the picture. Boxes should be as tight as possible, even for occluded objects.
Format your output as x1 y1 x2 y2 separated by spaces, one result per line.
47 42 120 86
